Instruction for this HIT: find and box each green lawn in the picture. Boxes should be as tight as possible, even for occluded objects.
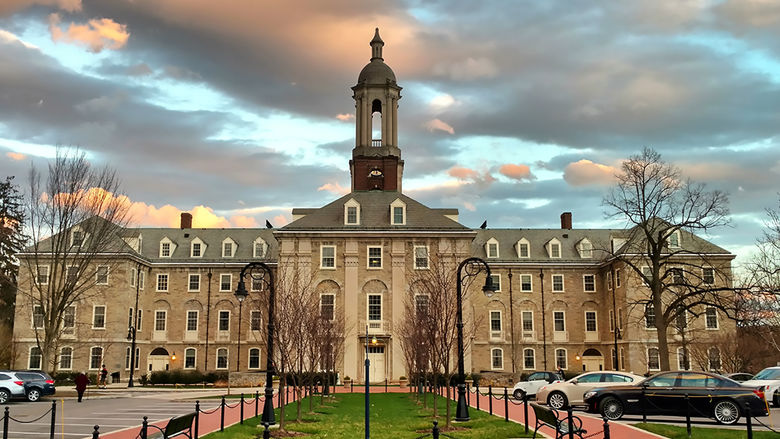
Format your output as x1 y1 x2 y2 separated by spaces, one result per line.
635 422 780 438
202 392 534 438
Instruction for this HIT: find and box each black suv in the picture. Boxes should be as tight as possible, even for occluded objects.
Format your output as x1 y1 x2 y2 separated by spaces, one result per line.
15 371 56 402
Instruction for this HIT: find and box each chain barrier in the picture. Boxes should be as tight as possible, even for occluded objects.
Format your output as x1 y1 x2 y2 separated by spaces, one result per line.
753 416 780 434
223 400 241 409
581 428 604 439
196 404 222 415
7 405 55 424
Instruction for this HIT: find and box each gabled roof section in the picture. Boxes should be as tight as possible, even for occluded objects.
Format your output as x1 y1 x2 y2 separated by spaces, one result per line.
281 192 469 231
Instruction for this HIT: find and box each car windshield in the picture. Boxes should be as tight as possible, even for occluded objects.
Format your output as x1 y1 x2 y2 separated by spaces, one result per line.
753 368 780 380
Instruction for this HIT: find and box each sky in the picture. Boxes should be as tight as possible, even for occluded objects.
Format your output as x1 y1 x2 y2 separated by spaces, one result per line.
1 0 779 270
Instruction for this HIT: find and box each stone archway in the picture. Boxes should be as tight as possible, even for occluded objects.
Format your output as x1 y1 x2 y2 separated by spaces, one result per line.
581 348 604 371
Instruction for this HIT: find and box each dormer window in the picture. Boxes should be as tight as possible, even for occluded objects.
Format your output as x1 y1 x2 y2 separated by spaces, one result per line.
668 230 681 248
390 198 406 225
546 238 561 258
577 238 592 258
516 238 530 258
486 238 499 259
344 198 360 225
222 238 237 258
71 230 84 247
254 237 267 258
159 237 175 258
190 237 205 258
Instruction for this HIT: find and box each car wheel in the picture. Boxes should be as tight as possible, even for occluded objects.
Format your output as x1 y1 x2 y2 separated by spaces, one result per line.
547 391 568 409
513 389 526 400
0 389 10 404
26 388 41 402
600 396 624 420
713 399 740 425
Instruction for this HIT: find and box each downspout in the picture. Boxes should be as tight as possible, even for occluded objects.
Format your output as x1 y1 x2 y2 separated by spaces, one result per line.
610 263 619 370
508 270 516 375
205 270 212 371
539 268 547 370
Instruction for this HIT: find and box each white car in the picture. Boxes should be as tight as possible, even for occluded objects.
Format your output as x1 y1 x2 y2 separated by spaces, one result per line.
742 367 780 407
536 371 645 409
511 371 562 399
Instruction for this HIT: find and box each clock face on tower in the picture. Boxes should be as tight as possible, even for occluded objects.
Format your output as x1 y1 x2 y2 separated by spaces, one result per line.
369 168 383 178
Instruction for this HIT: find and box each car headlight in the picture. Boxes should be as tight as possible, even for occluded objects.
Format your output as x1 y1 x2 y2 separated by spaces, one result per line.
583 391 596 400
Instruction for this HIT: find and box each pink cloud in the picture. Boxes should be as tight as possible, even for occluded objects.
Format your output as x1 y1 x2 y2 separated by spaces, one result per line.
49 13 129 53
498 163 534 181
425 118 455 135
5 152 26 161
0 0 81 15
317 182 349 195
563 159 619 186
336 113 354 121
447 166 496 187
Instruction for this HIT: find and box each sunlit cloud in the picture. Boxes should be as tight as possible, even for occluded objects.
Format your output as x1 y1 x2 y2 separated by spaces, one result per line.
429 93 456 111
5 152 27 161
48 13 130 53
447 166 496 187
336 113 354 121
498 164 535 181
563 160 619 186
425 118 455 135
317 182 349 196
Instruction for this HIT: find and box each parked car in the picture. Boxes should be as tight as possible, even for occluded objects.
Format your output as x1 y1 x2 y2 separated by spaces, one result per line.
583 371 769 425
726 373 754 383
0 372 28 404
536 371 644 409
742 367 780 406
14 371 56 402
511 371 562 399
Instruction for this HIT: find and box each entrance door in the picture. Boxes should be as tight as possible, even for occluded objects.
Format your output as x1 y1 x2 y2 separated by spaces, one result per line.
148 347 170 371
367 346 385 383
581 348 604 371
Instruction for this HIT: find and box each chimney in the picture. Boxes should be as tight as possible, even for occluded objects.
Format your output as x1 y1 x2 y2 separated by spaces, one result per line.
560 212 572 230
180 212 193 229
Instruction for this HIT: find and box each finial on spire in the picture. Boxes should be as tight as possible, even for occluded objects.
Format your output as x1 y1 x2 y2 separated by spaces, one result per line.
370 28 384 61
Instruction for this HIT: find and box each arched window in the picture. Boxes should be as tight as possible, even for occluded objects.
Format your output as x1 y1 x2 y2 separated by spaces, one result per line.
647 347 660 371
249 348 261 369
184 348 197 369
491 348 503 370
523 348 535 370
90 347 103 370
59 347 73 370
28 346 42 370
371 99 382 145
216 348 228 369
555 348 567 370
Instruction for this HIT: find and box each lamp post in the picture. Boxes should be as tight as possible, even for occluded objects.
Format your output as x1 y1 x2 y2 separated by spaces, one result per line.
455 257 497 422
235 293 244 372
127 263 142 388
365 325 377 439
235 262 276 425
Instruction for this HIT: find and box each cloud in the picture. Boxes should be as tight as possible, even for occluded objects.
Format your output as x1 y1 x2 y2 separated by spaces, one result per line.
48 13 130 53
0 0 81 16
433 57 498 81
447 166 496 187
563 160 619 186
498 163 535 181
5 152 26 161
336 113 354 121
425 119 455 135
317 182 349 196
429 94 456 111
716 0 780 28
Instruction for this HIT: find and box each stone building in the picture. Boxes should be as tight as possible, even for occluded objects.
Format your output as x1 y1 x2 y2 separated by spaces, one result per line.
12 29 735 382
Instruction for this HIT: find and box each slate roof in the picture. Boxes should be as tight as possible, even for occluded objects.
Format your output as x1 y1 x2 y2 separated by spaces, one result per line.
134 228 278 263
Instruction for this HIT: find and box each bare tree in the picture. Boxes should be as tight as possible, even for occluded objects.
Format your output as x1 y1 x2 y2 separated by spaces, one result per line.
399 283 431 405
20 150 131 372
603 147 732 370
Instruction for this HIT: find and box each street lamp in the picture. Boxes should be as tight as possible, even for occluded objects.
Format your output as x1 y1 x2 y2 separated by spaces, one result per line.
455 257 497 422
365 325 377 439
128 263 143 388
234 289 245 372
235 262 276 426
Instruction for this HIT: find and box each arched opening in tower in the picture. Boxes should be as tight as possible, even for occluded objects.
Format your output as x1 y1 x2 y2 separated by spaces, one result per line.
371 99 382 146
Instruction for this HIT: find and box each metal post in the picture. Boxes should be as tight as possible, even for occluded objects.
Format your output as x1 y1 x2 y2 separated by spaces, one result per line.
240 393 244 424
641 387 646 423
476 384 480 411
489 385 493 415
128 263 142 388
602 417 610 439
141 416 148 439
567 407 574 439
220 396 225 432
3 407 9 439
236 300 243 372
385 378 388 393
262 422 270 439
467 383 470 406
92 425 100 439
523 393 529 433
685 393 691 438
432 420 440 439
746 408 753 439
365 324 370 439
351 380 354 393
50 400 56 439
194 401 200 439
255 391 259 418
504 387 509 421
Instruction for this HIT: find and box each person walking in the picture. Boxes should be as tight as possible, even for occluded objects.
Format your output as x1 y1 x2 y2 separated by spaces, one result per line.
75 372 89 402
556 366 565 380
100 365 108 388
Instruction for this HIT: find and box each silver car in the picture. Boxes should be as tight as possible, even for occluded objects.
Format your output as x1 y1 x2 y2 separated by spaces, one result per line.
0 371 30 404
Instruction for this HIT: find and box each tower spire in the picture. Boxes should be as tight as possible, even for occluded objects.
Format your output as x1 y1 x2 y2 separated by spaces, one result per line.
370 28 384 61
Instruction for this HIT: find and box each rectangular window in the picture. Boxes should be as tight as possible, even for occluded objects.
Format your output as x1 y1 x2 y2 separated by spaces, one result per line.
219 310 230 331
137 309 143 331
553 311 565 332
161 242 171 257
32 305 44 328
71 230 84 246
254 242 265 258
367 246 382 268
491 349 503 369
219 274 232 292
128 307 134 328
585 311 597 332
185 349 196 369
156 274 169 292
347 206 358 224
138 270 145 289
607 272 613 290
489 274 501 292
706 307 718 329
609 309 615 332
249 349 260 369
130 268 137 287
703 267 715 284
552 274 564 292
414 246 429 269
550 243 560 258
645 303 656 328
415 295 429 317
320 295 335 321
487 242 498 258
520 274 532 292
60 347 73 370
669 231 680 248
642 266 652 286
615 269 621 287
192 242 201 257
186 311 198 332
321 245 336 269
96 266 109 285
676 307 687 329
251 276 264 292
90 347 102 370
556 349 567 370
155 310 166 331
368 295 381 321
490 311 502 338
617 309 623 329
188 274 200 292
521 311 533 331
37 266 49 285
216 348 228 369
67 266 78 283
393 206 404 224
518 242 529 258
92 305 106 329
583 274 595 292
648 348 660 371
524 349 535 370
63 306 75 331
250 310 262 331
223 242 233 257
670 267 685 284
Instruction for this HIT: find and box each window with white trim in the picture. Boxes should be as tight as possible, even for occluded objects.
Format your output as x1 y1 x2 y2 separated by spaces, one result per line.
677 347 690 370
368 295 382 323
128 307 134 328
523 348 535 370
249 348 261 369
188 274 200 292
37 265 49 285
645 303 655 328
552 274 564 292
320 295 335 321
367 246 382 269
521 311 533 331
641 266 652 286
708 347 721 371
491 348 504 370
92 305 106 329
32 305 44 328
647 347 660 371
615 269 621 288
555 348 567 370
66 266 78 283
702 267 715 284
186 310 198 332
578 239 592 258
344 199 360 225
668 230 681 248
63 306 75 332
71 230 84 247
553 311 565 332
609 309 615 332
489 311 502 339
28 346 42 369
583 274 595 292
154 310 166 331
222 239 235 257
218 310 230 331
546 238 561 258
96 266 109 285
320 245 336 269
585 311 597 332
191 238 205 258
520 274 532 292
414 246 429 269
219 274 232 292
489 274 501 292
347 206 358 224
137 309 143 331
184 348 197 369
59 346 73 370
90 346 103 370
254 238 267 258
390 198 406 225
216 348 228 369
159 238 173 257
516 238 530 258
415 294 429 317
250 310 262 331
706 307 719 329
606 272 612 290
486 238 499 258
138 271 145 289
156 273 169 292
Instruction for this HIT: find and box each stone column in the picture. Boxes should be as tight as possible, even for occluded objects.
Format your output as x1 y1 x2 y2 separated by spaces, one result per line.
391 239 406 379
343 239 359 380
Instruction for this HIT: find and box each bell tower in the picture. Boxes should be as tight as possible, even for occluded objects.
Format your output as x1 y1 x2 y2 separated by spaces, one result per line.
349 28 404 192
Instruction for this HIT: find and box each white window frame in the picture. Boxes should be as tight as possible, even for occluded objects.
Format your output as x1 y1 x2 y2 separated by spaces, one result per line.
702 267 715 285
89 346 103 370
546 238 562 258
555 348 568 370
585 311 598 333
577 238 593 258
32 305 44 329
59 346 73 370
489 274 502 292
95 265 109 285
516 238 530 258
647 347 661 371
186 310 199 332
668 230 681 248
218 310 231 332
184 347 197 369
390 198 406 225
607 272 612 290
28 346 42 370
137 309 143 331
219 273 232 292
188 273 200 292
619 348 625 371
344 198 361 225
609 309 615 332
320 245 336 269
413 245 429 269
319 295 335 321
677 347 691 370
92 305 106 329
519 274 533 292
367 246 382 269
156 273 169 292
250 310 263 331
190 238 205 258
138 270 145 290
615 269 621 288
222 238 236 258
553 311 566 332
248 348 261 370
641 266 652 286
708 347 721 371
705 306 719 330
66 265 78 283
486 238 499 259
216 348 229 370
253 237 267 258
63 305 76 332
71 229 84 247
367 294 382 327
159 237 174 258
489 310 503 340
645 303 655 329
583 274 596 292
491 348 504 370
154 310 167 332
130 267 137 287
521 310 534 332
551 274 564 292
37 265 50 285
523 348 536 370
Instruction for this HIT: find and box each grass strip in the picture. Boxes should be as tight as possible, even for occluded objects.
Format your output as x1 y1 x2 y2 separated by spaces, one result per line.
635 422 780 438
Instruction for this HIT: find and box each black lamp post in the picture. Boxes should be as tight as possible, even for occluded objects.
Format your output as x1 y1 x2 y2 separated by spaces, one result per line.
235 262 276 425
127 263 143 388
455 257 496 422
364 325 377 439
235 291 245 372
